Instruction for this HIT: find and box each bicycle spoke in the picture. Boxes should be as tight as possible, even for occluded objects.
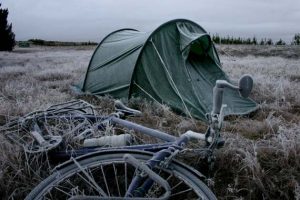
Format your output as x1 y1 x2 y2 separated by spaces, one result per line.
66 179 80 191
124 162 128 194
166 174 173 181
170 188 193 197
67 184 84 197
171 180 183 190
53 185 73 197
52 180 86 198
71 158 107 197
75 171 104 196
100 165 111 196
112 162 121 196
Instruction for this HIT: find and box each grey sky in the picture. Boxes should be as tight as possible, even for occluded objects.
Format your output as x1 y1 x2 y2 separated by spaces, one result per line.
2 0 300 42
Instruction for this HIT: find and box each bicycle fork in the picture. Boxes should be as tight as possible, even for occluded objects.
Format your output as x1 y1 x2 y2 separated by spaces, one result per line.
124 136 189 198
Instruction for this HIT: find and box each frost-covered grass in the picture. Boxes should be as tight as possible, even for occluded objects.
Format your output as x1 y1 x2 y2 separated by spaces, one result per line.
0 46 93 118
0 45 299 199
222 55 300 106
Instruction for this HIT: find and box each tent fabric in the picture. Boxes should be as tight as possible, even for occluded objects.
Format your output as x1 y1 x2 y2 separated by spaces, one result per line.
80 19 257 121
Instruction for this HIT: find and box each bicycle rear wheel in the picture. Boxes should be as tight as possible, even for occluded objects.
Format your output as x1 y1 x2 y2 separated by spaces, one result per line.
25 150 216 200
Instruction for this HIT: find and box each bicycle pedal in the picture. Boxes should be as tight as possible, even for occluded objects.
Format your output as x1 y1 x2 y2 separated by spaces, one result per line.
25 135 62 153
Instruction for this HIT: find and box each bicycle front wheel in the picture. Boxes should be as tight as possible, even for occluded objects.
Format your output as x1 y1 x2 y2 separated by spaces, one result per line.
25 150 216 200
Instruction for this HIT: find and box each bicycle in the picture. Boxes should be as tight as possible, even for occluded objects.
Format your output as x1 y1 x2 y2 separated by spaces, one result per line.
2 75 253 199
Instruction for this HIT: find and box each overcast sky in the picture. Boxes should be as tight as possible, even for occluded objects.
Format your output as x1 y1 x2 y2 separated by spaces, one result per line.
2 0 300 42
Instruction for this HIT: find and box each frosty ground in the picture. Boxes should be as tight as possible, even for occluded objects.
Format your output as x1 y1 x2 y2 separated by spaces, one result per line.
0 45 299 199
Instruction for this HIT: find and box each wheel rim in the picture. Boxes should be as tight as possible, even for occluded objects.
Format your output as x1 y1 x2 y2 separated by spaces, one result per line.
27 151 215 200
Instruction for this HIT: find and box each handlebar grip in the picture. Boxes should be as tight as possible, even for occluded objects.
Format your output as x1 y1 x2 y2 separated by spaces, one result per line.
212 86 224 114
184 130 206 141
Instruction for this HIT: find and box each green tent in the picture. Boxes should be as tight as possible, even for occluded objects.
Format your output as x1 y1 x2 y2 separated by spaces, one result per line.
80 19 257 121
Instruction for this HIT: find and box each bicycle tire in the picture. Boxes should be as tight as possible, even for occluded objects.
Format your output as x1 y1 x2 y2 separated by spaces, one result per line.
25 149 217 200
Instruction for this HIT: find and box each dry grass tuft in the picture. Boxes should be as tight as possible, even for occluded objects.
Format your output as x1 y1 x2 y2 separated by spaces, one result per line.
214 48 300 199
213 123 300 199
34 71 72 82
0 134 52 199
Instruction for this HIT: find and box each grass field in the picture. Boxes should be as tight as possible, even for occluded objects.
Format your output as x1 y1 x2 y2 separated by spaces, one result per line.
0 45 299 199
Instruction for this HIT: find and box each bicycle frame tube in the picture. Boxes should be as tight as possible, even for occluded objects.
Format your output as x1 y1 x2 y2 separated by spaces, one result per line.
111 117 177 142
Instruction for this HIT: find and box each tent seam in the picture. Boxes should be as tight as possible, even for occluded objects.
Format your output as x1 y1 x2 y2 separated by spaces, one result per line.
150 40 196 126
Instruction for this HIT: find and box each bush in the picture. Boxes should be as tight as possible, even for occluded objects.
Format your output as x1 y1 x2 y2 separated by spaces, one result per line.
292 34 300 45
276 39 286 45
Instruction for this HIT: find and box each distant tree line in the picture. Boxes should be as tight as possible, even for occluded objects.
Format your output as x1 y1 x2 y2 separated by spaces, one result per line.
18 34 300 47
212 33 300 45
28 39 97 46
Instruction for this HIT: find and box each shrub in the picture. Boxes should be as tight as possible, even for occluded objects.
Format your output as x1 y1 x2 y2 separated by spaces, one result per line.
292 34 300 45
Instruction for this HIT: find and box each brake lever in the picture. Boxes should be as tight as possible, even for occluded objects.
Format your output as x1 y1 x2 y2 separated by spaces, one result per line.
114 100 142 117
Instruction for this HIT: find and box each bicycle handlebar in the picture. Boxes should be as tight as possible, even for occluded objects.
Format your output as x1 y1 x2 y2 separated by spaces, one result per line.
212 74 253 115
